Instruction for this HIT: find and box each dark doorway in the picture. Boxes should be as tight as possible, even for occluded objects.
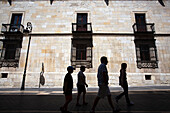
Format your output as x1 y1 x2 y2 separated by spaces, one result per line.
10 14 22 25
135 14 147 32
10 13 22 32
77 13 87 31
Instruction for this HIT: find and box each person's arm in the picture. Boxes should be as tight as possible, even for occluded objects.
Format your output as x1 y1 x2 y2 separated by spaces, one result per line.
64 81 68 92
80 73 88 87
121 70 125 86
84 75 88 87
102 71 107 85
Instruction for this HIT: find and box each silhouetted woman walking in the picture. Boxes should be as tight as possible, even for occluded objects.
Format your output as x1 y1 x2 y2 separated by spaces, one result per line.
115 63 134 106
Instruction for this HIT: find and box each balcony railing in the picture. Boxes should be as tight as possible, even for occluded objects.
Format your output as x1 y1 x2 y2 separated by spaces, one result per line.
71 60 92 68
137 60 158 69
72 23 92 33
1 24 24 34
132 23 155 33
0 59 19 68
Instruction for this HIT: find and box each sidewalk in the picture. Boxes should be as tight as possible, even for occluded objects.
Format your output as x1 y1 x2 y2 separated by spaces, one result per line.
0 86 170 95
0 86 170 113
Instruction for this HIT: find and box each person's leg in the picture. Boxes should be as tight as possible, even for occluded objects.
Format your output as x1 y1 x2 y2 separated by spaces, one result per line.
116 85 125 100
107 95 115 110
83 91 85 102
76 92 81 105
61 95 69 111
83 86 88 104
123 85 130 104
91 96 100 112
63 95 72 111
90 85 103 113
76 85 82 106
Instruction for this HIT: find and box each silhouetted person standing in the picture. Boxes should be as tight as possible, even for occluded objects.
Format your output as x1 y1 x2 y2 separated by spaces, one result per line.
76 66 88 106
115 63 134 106
90 56 117 113
60 66 74 113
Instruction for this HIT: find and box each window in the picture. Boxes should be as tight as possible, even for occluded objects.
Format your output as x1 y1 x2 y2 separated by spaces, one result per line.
145 75 151 80
134 13 158 69
1 73 8 78
76 44 86 60
0 40 22 68
72 13 92 33
4 44 17 60
71 13 92 68
10 13 22 32
135 39 158 69
77 13 87 31
140 45 150 61
71 39 92 68
11 13 22 25
135 13 146 32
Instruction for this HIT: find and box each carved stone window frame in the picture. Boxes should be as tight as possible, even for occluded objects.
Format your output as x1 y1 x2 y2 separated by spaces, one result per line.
9 11 25 25
71 38 92 69
135 39 158 69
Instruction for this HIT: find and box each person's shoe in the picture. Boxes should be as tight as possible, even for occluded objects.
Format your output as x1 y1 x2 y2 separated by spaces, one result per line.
76 103 81 106
127 101 134 106
83 102 88 105
90 109 95 113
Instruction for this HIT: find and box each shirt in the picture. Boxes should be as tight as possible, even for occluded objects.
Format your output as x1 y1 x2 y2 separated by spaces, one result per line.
120 69 127 85
63 73 73 92
77 70 86 86
97 63 109 86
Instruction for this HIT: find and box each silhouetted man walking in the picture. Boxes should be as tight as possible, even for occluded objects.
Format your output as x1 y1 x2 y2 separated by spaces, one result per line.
90 56 117 113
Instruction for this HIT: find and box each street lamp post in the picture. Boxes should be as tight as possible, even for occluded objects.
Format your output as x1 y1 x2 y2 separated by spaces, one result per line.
20 22 32 90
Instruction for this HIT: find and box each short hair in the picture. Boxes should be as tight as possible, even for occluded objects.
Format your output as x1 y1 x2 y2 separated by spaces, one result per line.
80 66 86 70
67 66 74 71
100 56 107 63
121 63 127 69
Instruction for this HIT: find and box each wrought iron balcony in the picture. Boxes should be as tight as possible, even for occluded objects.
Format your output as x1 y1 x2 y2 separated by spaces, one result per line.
1 24 24 34
137 60 158 69
132 23 155 34
72 23 92 33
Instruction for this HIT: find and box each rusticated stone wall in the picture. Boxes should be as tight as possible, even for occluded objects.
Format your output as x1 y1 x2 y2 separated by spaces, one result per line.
0 0 170 88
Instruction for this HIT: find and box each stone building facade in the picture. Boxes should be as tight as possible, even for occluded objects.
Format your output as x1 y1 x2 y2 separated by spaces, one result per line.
0 0 170 88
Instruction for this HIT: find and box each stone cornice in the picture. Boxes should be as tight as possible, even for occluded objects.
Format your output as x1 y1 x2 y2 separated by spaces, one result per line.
0 33 170 37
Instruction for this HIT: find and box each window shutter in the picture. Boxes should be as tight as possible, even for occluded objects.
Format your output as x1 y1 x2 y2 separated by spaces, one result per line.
150 47 156 61
1 48 6 60
15 48 20 60
0 42 3 59
71 46 76 61
136 47 141 61
86 47 92 61
0 41 3 49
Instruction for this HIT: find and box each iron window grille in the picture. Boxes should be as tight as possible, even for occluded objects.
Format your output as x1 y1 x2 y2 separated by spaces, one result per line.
0 40 21 68
135 43 158 69
71 39 92 69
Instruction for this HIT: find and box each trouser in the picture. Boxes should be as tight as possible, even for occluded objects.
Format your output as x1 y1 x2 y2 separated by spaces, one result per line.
117 84 130 103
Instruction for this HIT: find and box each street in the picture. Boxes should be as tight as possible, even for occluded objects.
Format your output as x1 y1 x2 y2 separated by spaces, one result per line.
0 88 170 113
